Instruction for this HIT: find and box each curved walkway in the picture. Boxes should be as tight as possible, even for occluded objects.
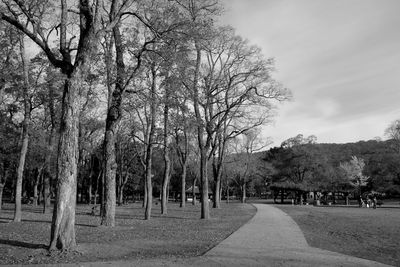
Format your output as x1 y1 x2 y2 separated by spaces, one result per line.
55 204 391 267
199 204 391 266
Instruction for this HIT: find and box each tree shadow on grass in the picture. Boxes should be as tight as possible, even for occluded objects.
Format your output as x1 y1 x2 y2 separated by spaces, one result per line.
0 239 47 249
21 219 97 228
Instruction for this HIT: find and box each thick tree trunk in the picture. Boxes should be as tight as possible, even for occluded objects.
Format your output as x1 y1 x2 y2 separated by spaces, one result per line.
14 35 30 222
101 123 118 226
49 69 82 251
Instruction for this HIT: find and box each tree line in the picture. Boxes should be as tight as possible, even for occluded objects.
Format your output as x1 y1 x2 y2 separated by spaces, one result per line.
266 134 400 204
0 0 289 251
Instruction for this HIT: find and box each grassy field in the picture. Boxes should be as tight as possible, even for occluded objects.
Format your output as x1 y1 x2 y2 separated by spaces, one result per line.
276 204 400 266
0 201 255 265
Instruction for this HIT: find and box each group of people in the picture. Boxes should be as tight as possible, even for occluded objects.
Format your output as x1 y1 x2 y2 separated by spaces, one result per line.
360 196 378 209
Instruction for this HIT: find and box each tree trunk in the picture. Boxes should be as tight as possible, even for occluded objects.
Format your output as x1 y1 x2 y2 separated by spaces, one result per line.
161 90 171 215
192 44 210 219
144 150 153 220
33 176 39 206
192 178 197 206
143 180 147 208
227 185 230 203
49 68 82 251
199 152 210 219
144 64 157 220
241 184 246 203
43 86 56 213
180 165 187 208
118 183 125 206
212 161 222 208
101 15 126 226
101 121 118 226
0 183 4 211
14 35 30 222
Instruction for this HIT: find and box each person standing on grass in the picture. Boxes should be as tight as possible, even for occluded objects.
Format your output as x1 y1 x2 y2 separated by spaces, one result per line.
373 196 377 209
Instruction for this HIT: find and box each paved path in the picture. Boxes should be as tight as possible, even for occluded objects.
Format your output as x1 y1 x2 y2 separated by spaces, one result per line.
48 204 391 267
199 204 391 266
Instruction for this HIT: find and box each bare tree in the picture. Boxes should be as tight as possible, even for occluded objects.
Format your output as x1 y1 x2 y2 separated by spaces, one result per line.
0 0 114 250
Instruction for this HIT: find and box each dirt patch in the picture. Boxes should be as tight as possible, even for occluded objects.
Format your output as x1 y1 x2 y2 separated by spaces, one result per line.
277 205 400 266
0 202 255 265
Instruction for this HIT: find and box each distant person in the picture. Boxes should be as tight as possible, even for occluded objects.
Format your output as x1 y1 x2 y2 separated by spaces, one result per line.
373 196 377 209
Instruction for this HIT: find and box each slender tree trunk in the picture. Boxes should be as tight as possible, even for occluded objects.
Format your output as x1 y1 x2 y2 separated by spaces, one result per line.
161 89 171 215
212 161 222 208
199 152 210 219
192 44 210 219
118 183 125 206
192 177 197 206
0 183 4 211
241 184 246 203
33 173 39 206
143 179 147 208
101 13 127 226
144 149 153 220
87 160 93 204
14 35 30 222
180 165 187 208
226 185 229 203
144 64 157 220
43 84 56 213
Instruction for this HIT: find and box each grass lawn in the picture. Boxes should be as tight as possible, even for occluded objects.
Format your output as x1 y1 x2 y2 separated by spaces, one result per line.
276 205 400 266
0 201 255 265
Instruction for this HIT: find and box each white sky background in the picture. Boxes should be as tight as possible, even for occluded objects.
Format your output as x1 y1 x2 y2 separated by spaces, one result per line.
221 0 400 146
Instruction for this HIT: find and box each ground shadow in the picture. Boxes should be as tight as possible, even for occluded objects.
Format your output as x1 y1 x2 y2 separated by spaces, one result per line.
0 239 47 249
21 219 97 228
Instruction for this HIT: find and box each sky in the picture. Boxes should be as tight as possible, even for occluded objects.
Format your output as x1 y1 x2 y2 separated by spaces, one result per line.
221 0 400 147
